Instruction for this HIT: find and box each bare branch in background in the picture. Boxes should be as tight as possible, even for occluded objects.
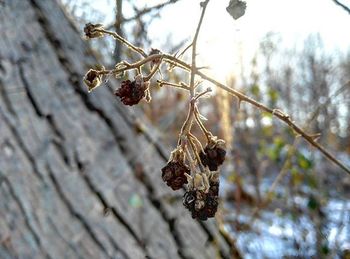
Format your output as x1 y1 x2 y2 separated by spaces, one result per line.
114 0 124 61
124 0 181 23
107 0 181 30
332 0 350 14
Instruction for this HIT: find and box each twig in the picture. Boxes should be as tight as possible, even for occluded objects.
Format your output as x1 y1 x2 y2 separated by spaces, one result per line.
307 80 350 124
95 28 147 57
107 0 182 30
249 139 299 222
144 57 163 81
156 80 190 91
178 0 210 146
162 54 350 175
194 106 211 141
249 79 350 220
190 0 209 97
332 0 350 14
86 26 350 175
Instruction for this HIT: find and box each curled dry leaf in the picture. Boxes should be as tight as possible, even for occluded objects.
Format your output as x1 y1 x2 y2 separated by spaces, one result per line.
226 0 246 20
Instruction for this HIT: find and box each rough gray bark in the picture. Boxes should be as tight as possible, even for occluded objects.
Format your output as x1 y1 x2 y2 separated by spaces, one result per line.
0 0 237 258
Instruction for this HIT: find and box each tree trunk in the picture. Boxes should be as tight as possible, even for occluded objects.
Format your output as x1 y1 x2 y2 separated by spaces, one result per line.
0 0 237 258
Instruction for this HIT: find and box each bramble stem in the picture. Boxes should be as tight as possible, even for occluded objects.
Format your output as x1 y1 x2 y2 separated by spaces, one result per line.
85 19 350 175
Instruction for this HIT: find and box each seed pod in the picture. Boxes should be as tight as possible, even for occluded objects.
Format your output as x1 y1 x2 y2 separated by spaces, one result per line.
83 69 103 92
161 161 190 190
114 75 149 106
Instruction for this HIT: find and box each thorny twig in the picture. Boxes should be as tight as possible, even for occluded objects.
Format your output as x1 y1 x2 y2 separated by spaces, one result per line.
83 5 350 175
249 81 350 220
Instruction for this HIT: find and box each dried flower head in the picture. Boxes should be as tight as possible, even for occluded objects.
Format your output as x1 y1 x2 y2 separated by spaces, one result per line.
114 75 149 106
83 69 103 92
226 0 247 20
161 161 190 190
84 23 104 39
200 137 226 171
183 181 220 220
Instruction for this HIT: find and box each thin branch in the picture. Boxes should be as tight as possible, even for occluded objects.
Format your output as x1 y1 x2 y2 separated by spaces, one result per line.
178 0 210 144
307 80 350 123
156 80 190 91
106 0 182 29
194 106 211 141
332 0 350 14
85 27 350 176
162 54 350 175
126 0 181 23
249 80 350 220
190 0 209 96
249 139 299 222
95 28 147 57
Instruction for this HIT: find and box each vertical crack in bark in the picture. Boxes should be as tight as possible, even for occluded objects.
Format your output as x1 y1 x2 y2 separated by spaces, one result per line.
74 152 147 258
0 174 52 259
0 108 44 181
0 81 17 117
109 98 168 161
0 59 17 117
134 167 188 259
45 163 112 259
17 60 44 117
46 217 84 259
17 61 70 166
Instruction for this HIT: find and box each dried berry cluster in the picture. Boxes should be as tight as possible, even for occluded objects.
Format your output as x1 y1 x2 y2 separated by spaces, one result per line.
160 136 226 220
82 43 157 106
114 75 149 106
200 142 227 171
183 178 220 220
162 161 190 191
82 23 227 220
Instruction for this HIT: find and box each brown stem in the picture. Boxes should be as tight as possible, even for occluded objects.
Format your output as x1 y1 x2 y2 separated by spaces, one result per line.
86 27 350 176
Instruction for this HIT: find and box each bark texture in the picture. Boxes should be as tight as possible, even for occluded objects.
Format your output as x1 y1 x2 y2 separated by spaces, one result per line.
0 0 236 258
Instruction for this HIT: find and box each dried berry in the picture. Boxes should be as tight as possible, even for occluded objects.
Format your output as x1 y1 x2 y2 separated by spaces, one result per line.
200 145 226 171
114 75 149 106
149 48 161 69
84 23 104 38
183 183 220 220
208 182 219 197
161 161 190 190
83 69 103 92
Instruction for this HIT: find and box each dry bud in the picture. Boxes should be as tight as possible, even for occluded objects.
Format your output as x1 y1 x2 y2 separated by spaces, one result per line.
84 23 104 39
83 69 103 92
